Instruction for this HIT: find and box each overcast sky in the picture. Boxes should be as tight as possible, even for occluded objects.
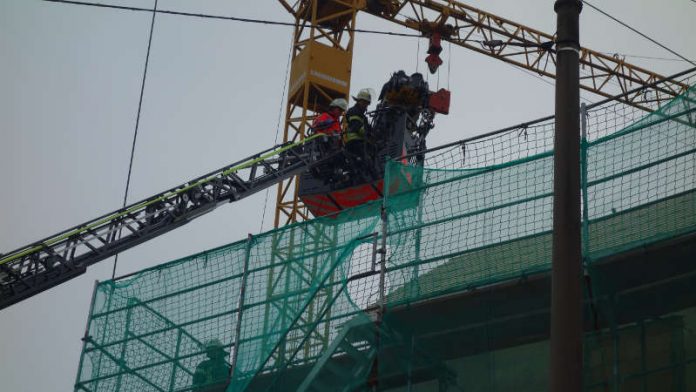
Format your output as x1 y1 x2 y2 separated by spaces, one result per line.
1 1 694 390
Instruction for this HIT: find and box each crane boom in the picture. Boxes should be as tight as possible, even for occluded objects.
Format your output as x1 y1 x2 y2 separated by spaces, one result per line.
0 134 330 309
361 0 689 109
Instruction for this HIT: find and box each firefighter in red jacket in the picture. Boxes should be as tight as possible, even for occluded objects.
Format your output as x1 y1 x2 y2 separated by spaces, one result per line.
311 98 348 136
310 98 348 183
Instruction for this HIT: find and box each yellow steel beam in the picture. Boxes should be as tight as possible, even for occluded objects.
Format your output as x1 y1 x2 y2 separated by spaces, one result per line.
364 0 689 109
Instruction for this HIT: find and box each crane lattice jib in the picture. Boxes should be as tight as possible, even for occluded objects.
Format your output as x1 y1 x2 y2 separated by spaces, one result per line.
361 0 689 109
0 134 325 310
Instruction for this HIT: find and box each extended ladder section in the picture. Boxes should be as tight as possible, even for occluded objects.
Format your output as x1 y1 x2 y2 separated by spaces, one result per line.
0 134 329 309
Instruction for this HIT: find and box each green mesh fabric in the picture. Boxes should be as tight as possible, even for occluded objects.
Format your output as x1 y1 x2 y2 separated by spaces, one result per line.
75 206 382 392
75 81 696 392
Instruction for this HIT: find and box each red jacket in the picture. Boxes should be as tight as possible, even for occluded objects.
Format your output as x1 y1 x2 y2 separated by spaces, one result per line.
312 112 342 135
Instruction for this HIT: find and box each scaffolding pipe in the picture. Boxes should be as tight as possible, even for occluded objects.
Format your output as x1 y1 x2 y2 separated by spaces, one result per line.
581 103 590 258
231 233 253 378
378 206 388 313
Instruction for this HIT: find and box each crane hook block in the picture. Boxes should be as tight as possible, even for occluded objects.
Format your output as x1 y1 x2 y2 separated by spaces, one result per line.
425 32 444 74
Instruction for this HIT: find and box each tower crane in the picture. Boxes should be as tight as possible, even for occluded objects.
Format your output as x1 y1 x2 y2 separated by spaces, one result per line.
0 0 687 310
273 0 690 227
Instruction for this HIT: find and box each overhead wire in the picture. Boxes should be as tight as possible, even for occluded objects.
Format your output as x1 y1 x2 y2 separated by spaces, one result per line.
43 0 682 97
112 0 158 279
260 36 294 234
44 2 673 126
41 0 564 93
583 1 696 67
602 53 691 63
41 0 424 38
504 63 595 105
41 0 552 49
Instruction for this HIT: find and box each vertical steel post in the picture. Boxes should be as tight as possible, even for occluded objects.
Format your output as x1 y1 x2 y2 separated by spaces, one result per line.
231 234 253 379
371 232 379 272
74 280 100 390
93 282 116 391
379 157 391 313
611 316 620 392
378 207 388 312
412 195 424 299
581 103 590 259
371 203 389 392
551 1 583 391
115 298 135 391
407 334 415 392
640 320 647 392
168 330 183 391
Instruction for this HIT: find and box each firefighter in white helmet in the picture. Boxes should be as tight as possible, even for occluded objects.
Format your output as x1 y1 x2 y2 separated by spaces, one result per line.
343 89 375 180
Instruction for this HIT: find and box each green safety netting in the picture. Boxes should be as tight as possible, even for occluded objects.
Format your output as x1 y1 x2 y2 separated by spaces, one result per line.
75 81 696 392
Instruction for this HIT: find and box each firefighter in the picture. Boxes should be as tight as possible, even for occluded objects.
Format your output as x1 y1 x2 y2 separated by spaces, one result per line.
310 98 348 183
192 339 231 392
343 89 375 180
311 98 348 136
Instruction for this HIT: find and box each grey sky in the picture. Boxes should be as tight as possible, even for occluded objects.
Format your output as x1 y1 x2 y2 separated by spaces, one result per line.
1 1 694 390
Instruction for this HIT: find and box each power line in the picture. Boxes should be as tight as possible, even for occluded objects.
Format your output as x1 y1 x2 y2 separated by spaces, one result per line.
260 36 294 234
43 0 551 49
504 63 595 105
584 1 696 67
601 53 690 62
112 0 158 279
41 0 425 38
39 1 558 72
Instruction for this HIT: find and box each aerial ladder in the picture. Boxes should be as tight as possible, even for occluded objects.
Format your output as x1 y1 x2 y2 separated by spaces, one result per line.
0 69 443 310
1 0 690 311
0 135 333 309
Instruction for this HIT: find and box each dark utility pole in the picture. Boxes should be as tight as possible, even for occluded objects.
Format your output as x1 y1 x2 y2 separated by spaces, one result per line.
551 1 583 392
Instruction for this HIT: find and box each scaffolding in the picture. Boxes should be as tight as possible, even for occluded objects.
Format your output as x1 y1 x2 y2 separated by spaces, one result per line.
75 81 696 391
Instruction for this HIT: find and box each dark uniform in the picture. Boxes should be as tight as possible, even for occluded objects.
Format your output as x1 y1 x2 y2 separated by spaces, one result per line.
343 105 375 180
192 359 230 392
192 341 231 392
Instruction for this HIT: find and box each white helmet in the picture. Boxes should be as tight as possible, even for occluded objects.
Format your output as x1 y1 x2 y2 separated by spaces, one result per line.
352 88 373 103
329 98 348 111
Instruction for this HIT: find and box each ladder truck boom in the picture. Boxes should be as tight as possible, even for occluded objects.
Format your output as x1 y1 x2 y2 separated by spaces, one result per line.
0 69 446 311
0 134 329 310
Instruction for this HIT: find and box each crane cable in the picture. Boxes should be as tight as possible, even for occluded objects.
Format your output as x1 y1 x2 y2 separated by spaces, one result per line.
112 0 158 279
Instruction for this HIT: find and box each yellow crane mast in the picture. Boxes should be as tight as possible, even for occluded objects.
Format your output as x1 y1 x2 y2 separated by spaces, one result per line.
274 0 361 227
